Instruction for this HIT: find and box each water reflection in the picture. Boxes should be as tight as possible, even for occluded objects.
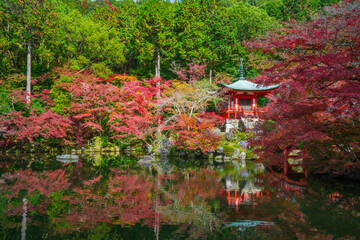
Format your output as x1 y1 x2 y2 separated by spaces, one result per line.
0 154 359 239
21 198 27 240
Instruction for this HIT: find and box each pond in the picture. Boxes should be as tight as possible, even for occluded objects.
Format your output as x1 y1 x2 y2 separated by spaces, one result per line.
0 153 359 240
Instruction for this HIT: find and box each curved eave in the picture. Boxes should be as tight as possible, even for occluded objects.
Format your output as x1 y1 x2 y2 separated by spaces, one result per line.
220 82 280 92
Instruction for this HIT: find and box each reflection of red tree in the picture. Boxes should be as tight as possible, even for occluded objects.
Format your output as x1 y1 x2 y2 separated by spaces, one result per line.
57 169 225 233
171 169 223 205
0 167 230 236
160 169 225 240
0 169 70 216
58 170 157 231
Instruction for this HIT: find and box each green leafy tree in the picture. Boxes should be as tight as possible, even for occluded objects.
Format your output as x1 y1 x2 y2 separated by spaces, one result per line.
228 1 278 41
261 0 340 21
309 0 340 10
260 0 285 20
90 0 139 73
1 0 57 100
174 0 238 82
174 0 211 65
204 1 238 83
56 7 125 77
134 0 176 78
282 0 312 21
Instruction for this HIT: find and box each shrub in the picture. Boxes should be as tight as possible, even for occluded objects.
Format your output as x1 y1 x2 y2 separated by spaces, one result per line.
223 145 235 155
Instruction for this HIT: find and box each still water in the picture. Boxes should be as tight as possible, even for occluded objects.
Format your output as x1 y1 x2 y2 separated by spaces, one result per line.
0 153 359 239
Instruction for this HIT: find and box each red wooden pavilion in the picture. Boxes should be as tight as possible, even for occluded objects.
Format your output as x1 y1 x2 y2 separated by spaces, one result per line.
220 59 279 119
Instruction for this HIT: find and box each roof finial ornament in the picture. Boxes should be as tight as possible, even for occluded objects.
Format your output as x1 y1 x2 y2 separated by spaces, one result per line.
220 58 280 91
239 58 245 80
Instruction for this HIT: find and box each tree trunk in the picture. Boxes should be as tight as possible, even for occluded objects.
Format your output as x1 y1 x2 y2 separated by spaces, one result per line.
21 198 27 240
155 47 161 99
26 39 31 102
209 60 213 85
155 47 161 134
155 47 160 79
154 173 160 240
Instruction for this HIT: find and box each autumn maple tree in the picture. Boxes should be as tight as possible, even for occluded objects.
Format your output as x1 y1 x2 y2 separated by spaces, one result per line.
247 0 360 175
159 81 224 153
0 90 70 146
109 77 166 147
50 69 123 144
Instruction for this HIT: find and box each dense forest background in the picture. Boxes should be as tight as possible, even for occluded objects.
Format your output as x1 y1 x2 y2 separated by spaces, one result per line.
1 0 340 83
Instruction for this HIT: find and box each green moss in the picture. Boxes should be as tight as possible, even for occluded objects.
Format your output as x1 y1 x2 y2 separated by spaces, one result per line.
230 131 254 142
223 145 235 155
223 163 236 172
245 149 254 159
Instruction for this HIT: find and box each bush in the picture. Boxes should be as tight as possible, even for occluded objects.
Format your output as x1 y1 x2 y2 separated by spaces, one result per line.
230 131 254 142
223 145 235 155
245 149 254 160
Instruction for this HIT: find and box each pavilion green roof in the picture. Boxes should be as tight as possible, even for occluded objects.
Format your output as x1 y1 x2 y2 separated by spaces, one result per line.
221 59 280 91
220 80 280 91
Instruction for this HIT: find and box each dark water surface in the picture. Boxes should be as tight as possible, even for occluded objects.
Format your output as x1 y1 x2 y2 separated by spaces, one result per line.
0 153 359 240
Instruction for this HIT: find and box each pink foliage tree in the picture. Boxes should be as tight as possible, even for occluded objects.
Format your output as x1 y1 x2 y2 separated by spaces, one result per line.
172 113 224 153
109 78 168 146
172 62 207 85
52 69 123 144
0 90 71 146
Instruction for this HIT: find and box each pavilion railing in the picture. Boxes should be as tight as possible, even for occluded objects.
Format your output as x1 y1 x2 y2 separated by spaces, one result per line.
220 106 259 119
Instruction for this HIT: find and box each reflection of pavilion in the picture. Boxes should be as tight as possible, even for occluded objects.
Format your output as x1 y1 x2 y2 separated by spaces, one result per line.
228 220 274 231
224 175 274 232
226 189 269 207
224 175 267 207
